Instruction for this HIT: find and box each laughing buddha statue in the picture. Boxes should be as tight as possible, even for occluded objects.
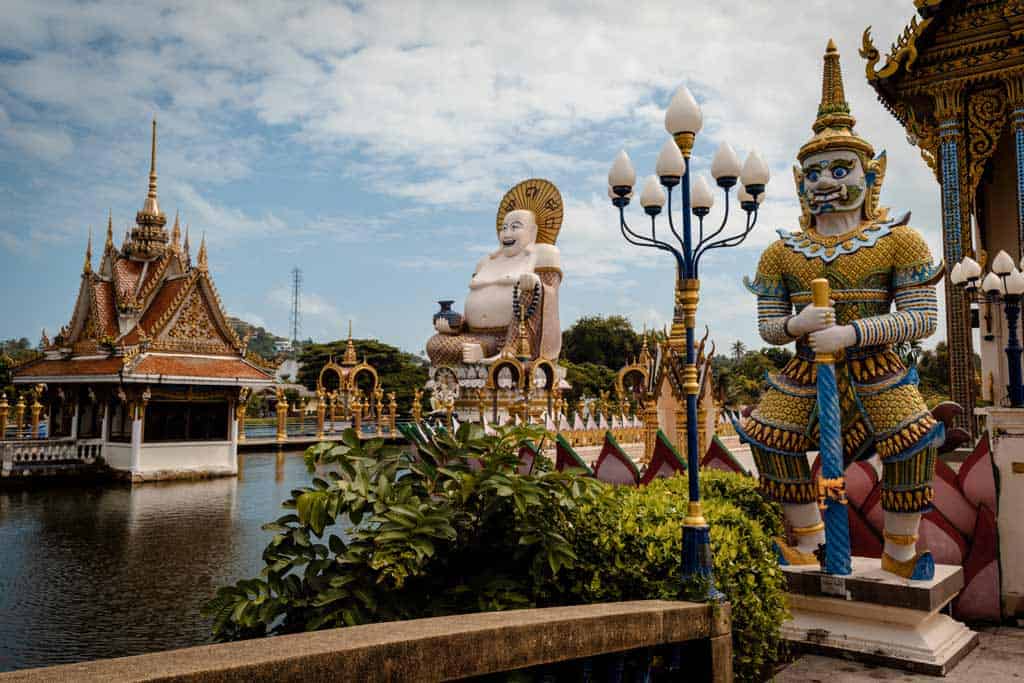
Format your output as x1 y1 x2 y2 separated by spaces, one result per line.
736 41 944 580
426 179 564 366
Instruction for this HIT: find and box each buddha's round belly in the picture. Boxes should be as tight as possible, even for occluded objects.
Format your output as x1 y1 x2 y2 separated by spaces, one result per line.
465 285 514 329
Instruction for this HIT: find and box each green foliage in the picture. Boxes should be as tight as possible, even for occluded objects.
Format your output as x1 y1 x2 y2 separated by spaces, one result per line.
561 315 642 368
559 361 617 408
204 424 605 640
553 472 787 682
207 431 787 679
297 338 428 414
1 338 35 393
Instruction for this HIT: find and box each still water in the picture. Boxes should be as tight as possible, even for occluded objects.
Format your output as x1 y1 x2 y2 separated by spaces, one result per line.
0 451 313 673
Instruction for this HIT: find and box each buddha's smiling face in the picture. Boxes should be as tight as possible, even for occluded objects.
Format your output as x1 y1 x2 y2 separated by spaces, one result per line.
498 210 538 257
801 150 867 217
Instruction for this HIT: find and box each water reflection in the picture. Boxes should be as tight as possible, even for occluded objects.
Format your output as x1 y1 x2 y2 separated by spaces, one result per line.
0 450 313 672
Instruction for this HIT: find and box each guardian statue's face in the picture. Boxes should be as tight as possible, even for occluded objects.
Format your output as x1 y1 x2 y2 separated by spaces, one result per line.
801 150 867 218
498 209 538 257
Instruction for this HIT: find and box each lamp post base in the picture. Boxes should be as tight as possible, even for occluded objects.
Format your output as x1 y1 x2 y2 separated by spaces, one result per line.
682 523 724 602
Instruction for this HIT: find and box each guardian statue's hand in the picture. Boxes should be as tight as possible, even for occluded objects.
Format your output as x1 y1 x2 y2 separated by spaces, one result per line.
788 302 835 337
809 324 857 354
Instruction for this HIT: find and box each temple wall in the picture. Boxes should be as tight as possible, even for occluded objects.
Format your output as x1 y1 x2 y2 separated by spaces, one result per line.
977 129 1018 405
135 441 235 477
103 443 133 471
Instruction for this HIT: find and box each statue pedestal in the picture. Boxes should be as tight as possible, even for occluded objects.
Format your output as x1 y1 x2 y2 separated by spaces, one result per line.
980 407 1024 618
781 557 978 676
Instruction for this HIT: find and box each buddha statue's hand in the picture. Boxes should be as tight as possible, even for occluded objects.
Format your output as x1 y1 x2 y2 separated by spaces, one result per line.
517 271 541 293
787 302 835 337
809 324 857 355
462 343 484 364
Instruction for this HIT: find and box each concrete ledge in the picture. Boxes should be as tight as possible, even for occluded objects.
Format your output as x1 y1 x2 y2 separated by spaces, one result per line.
0 600 730 682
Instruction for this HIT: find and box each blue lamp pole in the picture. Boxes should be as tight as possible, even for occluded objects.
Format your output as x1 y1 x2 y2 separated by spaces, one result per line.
608 86 769 595
951 250 1024 407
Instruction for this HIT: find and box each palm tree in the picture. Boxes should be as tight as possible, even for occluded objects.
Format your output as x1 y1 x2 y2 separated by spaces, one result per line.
731 340 747 361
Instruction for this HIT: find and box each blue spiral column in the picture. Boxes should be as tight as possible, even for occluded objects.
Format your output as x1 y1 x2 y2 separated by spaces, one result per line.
812 278 851 575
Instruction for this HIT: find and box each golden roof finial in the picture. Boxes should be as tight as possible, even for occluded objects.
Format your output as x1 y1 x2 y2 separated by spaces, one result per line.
183 225 191 263
171 211 181 247
798 40 873 163
105 210 114 250
342 321 358 365
141 117 161 217
83 228 93 274
197 233 208 271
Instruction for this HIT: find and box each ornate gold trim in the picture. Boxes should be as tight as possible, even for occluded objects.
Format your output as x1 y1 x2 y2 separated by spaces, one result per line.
496 179 563 246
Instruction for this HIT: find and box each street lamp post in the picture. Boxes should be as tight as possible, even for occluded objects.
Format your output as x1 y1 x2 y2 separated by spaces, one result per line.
951 250 1024 407
608 86 769 596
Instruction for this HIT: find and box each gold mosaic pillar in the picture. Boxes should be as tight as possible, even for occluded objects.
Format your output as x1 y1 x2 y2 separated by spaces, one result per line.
14 394 26 439
316 389 326 440
932 83 976 434
0 392 8 441
275 389 288 443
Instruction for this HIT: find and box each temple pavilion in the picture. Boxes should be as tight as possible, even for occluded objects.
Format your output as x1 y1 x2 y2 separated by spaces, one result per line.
861 0 1024 430
11 120 274 481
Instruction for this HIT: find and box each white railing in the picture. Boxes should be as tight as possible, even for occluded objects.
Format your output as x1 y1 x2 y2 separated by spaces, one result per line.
0 438 102 475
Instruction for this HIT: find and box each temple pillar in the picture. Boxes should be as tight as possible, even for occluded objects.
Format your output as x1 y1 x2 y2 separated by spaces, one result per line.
933 84 976 433
129 402 143 473
275 389 288 443
0 392 8 441
100 400 108 443
229 398 239 473
1008 76 1024 254
70 392 80 441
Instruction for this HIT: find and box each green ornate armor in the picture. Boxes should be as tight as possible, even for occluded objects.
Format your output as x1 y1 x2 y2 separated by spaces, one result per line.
738 214 945 513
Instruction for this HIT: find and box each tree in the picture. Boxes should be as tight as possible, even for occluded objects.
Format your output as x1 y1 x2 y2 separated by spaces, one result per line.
559 361 617 411
1 338 36 394
731 340 747 361
561 316 642 369
298 339 428 415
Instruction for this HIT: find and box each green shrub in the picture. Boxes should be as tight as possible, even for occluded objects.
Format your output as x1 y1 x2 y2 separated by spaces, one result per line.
552 473 787 682
205 427 787 682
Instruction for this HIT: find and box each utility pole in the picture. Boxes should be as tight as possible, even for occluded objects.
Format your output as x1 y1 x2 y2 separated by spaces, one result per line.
289 267 302 345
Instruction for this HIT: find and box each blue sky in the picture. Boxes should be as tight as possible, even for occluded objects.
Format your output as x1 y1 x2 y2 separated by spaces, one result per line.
0 1 944 356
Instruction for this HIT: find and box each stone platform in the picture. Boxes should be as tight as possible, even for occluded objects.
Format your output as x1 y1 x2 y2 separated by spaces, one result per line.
782 557 978 676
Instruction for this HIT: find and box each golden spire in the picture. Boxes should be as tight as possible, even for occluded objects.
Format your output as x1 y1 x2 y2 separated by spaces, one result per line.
798 40 873 162
342 321 358 365
83 228 92 274
142 118 161 217
183 225 191 263
171 211 181 248
197 233 208 271
105 210 114 251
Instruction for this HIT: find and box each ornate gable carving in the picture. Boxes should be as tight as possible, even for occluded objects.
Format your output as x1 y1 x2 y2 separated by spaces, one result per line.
157 288 231 353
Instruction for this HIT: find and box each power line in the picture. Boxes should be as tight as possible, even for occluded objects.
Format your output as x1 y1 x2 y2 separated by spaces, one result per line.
289 267 302 344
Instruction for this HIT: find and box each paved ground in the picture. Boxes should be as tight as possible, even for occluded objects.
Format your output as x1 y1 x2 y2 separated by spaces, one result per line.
776 626 1024 681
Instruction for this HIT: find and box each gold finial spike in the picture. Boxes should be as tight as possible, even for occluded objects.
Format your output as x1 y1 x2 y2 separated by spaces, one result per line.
197 233 208 270
171 211 181 247
348 320 353 340
142 118 161 216
105 210 114 249
83 227 93 273
814 39 852 132
183 225 191 260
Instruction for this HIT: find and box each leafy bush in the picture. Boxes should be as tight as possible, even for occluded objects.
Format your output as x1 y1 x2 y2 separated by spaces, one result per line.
205 427 787 682
204 424 604 639
551 473 787 682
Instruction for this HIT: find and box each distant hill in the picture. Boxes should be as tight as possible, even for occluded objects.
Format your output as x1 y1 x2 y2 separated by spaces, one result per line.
227 317 310 361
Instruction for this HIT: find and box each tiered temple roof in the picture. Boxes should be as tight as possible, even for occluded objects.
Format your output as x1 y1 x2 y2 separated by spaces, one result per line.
14 121 274 387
